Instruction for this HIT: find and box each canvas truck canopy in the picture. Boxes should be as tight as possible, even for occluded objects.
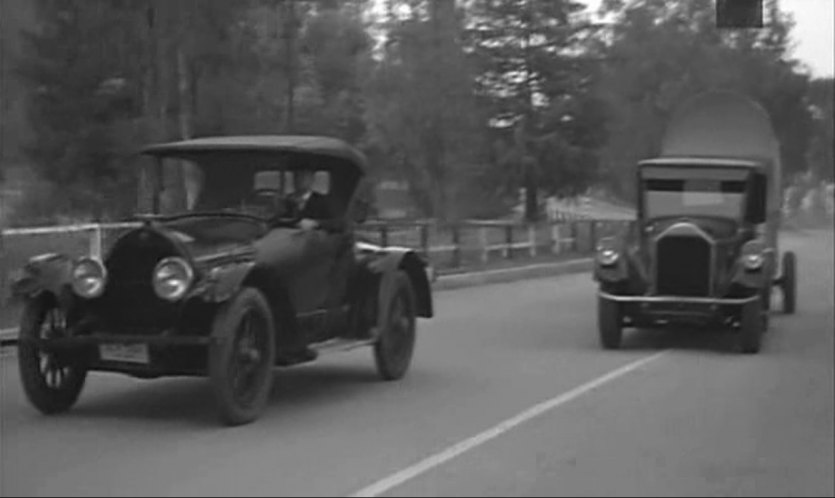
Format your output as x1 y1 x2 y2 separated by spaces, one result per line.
641 91 783 218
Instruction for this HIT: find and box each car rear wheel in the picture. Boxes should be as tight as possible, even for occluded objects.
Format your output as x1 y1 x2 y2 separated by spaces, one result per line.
18 296 88 415
374 271 417 381
598 294 623 350
208 288 276 426
780 251 797 314
739 298 764 354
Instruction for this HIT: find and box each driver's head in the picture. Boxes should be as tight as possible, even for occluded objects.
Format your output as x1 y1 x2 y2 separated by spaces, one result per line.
293 170 315 194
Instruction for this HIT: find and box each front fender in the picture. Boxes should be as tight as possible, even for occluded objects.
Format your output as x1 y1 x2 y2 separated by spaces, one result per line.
11 253 74 302
192 260 257 303
730 250 775 290
366 248 434 326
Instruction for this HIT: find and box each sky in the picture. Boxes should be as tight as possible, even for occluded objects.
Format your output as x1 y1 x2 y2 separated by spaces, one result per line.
780 0 834 77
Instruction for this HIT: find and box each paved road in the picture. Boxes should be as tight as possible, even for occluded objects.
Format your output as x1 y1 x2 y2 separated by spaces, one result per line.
1 230 832 497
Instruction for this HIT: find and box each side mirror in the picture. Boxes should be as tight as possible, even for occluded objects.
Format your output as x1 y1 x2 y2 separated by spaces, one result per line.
746 173 767 224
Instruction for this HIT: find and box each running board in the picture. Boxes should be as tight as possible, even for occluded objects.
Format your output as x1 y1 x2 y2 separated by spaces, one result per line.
310 338 376 355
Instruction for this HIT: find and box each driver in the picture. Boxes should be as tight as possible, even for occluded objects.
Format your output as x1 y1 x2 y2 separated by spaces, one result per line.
284 169 340 231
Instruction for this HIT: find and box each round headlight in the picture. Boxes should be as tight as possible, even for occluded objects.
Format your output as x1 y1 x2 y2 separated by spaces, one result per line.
152 257 194 301
597 248 620 266
71 257 108 298
741 240 766 271
743 253 764 270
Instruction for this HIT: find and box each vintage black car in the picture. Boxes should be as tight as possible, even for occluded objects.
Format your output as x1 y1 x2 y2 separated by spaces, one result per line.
13 136 434 425
593 91 797 354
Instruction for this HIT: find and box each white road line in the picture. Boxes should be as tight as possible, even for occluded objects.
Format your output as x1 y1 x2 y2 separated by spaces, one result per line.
348 350 668 498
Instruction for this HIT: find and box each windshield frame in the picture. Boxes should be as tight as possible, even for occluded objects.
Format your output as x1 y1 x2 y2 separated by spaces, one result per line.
637 164 754 222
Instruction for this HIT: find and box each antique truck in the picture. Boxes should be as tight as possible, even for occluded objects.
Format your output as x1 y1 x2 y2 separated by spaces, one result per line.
12 136 434 425
593 91 797 354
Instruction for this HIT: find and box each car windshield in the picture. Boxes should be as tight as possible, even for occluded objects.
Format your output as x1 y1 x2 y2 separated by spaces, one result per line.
140 157 331 218
642 175 748 220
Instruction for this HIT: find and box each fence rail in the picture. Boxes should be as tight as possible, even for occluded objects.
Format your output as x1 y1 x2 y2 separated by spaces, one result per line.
0 216 633 336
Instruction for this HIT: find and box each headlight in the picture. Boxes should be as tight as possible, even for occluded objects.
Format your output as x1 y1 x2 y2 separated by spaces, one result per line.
152 257 194 301
598 248 619 266
741 240 766 271
71 257 108 298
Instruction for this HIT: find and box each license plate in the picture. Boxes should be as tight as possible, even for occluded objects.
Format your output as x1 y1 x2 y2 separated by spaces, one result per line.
99 343 150 364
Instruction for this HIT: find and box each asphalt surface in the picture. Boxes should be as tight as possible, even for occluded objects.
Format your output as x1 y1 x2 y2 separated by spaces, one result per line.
1 230 832 497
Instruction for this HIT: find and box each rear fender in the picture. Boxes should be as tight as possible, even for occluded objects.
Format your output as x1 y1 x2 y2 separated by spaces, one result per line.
366 249 433 335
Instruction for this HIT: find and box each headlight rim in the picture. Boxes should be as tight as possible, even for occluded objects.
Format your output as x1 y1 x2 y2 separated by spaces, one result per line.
152 256 195 302
71 256 108 299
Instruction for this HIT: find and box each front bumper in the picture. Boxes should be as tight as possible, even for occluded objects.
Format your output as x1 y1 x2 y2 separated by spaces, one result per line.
599 291 759 306
19 328 214 377
599 290 759 327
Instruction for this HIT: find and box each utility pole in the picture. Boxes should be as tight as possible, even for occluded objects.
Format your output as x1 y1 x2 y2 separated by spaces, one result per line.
522 0 538 223
284 0 296 133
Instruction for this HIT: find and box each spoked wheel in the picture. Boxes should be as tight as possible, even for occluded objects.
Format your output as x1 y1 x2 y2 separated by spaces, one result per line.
208 288 276 426
780 251 797 314
18 296 88 415
374 271 417 381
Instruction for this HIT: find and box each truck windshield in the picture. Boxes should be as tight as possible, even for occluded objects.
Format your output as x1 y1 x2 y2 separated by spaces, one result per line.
643 177 747 220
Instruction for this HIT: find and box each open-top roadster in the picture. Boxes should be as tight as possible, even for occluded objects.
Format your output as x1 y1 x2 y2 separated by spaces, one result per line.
13 136 434 425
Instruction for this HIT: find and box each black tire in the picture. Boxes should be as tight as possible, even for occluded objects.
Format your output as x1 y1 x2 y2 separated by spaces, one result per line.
781 251 797 314
18 296 88 415
739 298 764 354
760 282 772 311
208 288 276 426
374 271 417 381
598 295 623 350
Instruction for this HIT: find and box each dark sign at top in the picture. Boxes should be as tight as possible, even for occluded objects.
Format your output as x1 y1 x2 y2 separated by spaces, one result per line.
716 0 764 28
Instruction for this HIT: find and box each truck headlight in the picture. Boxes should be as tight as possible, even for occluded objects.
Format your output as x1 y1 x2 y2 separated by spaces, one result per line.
71 257 108 298
741 240 766 271
152 257 194 301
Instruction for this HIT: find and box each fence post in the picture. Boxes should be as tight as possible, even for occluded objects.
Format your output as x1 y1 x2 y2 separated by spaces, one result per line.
452 225 461 268
380 225 389 247
0 229 6 306
90 224 103 259
504 224 513 259
528 224 536 257
570 221 578 253
480 227 489 264
420 223 430 259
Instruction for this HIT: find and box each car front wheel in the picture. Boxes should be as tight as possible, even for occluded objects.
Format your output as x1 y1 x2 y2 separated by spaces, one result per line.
739 298 764 354
18 295 88 415
374 271 417 381
208 288 276 426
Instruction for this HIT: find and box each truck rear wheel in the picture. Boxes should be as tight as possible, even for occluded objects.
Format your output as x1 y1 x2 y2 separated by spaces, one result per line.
598 295 623 350
780 251 797 314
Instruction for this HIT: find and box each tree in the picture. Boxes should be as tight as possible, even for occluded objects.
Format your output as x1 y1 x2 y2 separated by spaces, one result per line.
364 0 485 220
594 0 814 201
465 0 606 219
806 78 834 181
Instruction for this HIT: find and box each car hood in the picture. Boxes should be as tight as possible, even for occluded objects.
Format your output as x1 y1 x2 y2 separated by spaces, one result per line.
155 216 266 262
